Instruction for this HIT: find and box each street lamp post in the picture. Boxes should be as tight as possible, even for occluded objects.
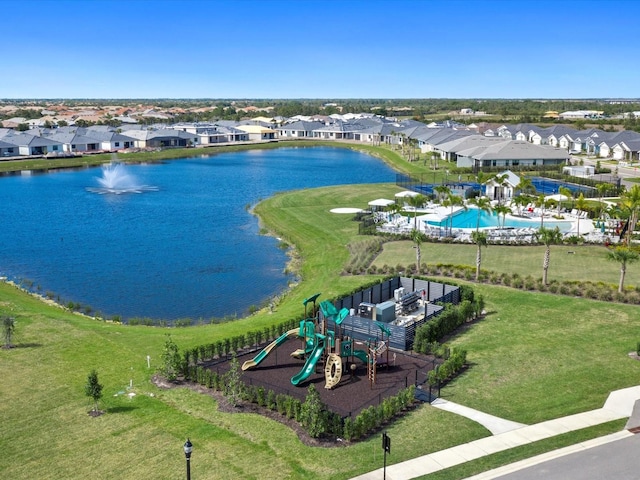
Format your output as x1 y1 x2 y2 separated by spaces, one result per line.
183 438 193 480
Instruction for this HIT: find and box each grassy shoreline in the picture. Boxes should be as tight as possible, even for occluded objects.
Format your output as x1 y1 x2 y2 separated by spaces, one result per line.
2 144 638 479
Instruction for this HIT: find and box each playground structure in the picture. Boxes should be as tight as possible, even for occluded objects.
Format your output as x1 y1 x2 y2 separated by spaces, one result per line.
242 293 391 390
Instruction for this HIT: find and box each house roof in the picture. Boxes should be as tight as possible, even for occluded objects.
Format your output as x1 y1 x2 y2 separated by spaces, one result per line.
485 170 521 188
1 132 63 148
432 135 506 153
459 140 569 161
236 124 276 134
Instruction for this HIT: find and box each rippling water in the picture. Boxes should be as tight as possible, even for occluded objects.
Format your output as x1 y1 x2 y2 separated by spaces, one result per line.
0 147 395 320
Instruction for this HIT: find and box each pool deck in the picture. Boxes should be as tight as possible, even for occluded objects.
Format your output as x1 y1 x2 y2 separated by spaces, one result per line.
378 201 607 242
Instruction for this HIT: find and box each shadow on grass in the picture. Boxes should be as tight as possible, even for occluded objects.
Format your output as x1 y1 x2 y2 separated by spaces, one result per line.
108 405 138 414
2 343 43 349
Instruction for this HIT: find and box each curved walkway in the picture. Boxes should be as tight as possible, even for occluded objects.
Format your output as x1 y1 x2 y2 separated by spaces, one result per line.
349 386 640 480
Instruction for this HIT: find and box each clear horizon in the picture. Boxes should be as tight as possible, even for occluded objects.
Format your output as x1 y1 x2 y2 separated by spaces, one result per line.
3 0 639 99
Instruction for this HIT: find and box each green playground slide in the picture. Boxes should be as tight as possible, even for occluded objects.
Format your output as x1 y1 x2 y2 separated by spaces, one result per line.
352 349 369 364
291 337 325 386
241 328 298 371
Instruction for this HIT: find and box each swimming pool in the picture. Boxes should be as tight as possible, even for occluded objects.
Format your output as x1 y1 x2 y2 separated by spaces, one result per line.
425 206 575 232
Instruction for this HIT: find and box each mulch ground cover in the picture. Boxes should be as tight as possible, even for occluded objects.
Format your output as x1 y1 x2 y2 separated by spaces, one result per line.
204 338 437 418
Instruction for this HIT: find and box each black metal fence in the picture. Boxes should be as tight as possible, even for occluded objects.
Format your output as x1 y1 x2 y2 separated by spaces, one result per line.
326 277 460 351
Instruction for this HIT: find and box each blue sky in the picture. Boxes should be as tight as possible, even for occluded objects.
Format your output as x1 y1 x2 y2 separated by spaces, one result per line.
2 0 639 99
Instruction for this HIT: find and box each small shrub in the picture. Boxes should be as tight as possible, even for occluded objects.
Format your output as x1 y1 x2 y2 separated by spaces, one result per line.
597 289 614 302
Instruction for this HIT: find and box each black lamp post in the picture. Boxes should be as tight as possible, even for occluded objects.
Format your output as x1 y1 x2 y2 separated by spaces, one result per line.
183 438 193 480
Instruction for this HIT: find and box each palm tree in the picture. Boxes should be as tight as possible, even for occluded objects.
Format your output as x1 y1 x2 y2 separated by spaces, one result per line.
443 193 466 236
606 246 640 293
385 202 404 224
434 185 450 204
534 194 553 229
596 183 609 203
620 184 640 245
556 186 573 217
406 194 428 229
410 228 428 275
535 226 563 285
493 204 511 230
575 193 588 237
516 177 535 196
469 196 492 231
471 231 488 281
512 194 531 217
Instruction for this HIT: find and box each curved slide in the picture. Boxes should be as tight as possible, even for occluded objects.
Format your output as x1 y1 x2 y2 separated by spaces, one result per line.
242 328 299 371
291 337 325 386
352 349 369 365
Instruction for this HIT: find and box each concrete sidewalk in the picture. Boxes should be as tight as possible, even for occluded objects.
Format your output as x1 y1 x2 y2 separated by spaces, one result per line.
349 386 640 480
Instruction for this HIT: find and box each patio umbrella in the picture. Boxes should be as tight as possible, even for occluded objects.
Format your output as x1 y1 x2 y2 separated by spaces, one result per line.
544 194 569 202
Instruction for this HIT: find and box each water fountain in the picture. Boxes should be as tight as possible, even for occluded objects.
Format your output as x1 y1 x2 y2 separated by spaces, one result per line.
87 163 158 194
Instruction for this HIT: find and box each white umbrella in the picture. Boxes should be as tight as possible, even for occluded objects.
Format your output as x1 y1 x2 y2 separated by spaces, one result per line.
544 194 569 202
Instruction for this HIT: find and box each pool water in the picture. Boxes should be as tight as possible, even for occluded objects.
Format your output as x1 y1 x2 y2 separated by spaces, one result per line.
426 206 573 231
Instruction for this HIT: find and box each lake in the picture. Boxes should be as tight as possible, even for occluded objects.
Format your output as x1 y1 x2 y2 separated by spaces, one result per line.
0 146 395 321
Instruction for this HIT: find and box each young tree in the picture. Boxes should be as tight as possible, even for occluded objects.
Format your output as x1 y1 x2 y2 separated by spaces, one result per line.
471 231 488 281
2 316 16 348
535 226 563 285
160 334 181 381
300 385 327 438
606 246 640 293
223 354 243 408
85 369 104 413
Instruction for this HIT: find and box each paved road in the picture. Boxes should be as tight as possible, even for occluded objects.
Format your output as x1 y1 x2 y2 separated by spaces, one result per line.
494 433 640 480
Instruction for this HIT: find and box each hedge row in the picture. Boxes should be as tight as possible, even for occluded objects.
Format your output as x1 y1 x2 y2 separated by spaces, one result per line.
413 298 481 354
182 317 302 367
182 361 416 441
427 348 467 386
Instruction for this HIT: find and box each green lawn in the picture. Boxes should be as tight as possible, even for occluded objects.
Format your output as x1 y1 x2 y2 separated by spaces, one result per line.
2 155 640 479
373 241 640 287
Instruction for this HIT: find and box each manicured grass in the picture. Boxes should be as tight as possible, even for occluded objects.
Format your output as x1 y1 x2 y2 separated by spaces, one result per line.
0 287 490 479
2 154 639 479
373 241 640 287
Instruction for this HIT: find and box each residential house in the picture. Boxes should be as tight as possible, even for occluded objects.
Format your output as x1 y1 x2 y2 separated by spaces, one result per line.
235 124 277 141
0 139 19 157
1 132 64 156
612 139 640 162
277 120 325 139
44 130 102 153
455 140 568 171
121 128 198 148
